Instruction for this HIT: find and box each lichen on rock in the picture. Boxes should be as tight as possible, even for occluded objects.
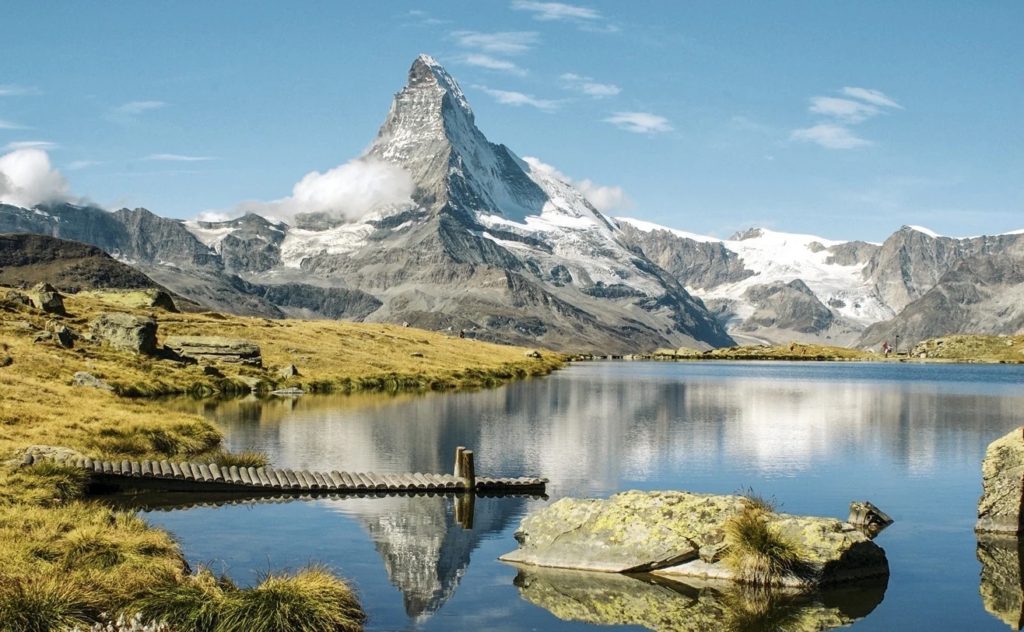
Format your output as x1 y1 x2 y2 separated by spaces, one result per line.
500 490 889 588
977 427 1024 534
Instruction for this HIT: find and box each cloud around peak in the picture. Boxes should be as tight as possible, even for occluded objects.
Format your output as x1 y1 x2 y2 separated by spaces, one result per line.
233 158 415 223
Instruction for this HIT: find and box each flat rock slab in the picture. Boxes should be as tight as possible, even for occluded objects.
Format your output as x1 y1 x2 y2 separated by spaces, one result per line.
500 490 889 587
164 335 262 367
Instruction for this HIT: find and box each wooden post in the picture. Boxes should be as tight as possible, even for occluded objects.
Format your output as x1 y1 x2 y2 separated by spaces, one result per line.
455 491 475 530
459 449 475 491
453 446 466 478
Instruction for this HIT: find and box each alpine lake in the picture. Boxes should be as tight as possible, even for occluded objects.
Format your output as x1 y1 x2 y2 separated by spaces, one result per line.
130 361 1024 631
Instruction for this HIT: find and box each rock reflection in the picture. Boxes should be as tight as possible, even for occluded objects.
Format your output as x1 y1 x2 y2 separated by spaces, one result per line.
511 565 887 632
978 535 1024 629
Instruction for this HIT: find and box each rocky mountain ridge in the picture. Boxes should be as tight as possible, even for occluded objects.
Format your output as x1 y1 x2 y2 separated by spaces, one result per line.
1 55 1021 350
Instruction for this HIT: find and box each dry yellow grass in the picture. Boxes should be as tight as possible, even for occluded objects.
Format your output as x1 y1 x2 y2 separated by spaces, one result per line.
651 342 873 361
0 286 561 628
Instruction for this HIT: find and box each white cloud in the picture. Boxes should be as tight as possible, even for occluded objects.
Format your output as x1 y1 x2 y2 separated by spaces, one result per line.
808 97 879 123
461 54 527 76
451 31 538 55
604 111 672 134
842 87 902 109
476 86 559 111
115 100 167 115
3 140 58 151
236 158 415 223
523 156 633 212
0 148 69 207
575 179 632 212
511 1 600 21
0 119 24 130
561 73 620 98
791 124 871 149
144 153 216 162
0 84 41 97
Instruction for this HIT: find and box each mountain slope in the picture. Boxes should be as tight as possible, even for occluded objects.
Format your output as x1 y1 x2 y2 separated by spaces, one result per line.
0 233 161 291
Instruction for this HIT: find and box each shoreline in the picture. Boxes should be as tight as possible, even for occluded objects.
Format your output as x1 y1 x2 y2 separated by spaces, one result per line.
0 286 563 630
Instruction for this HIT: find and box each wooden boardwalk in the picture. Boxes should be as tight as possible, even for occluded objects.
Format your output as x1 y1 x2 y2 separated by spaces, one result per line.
23 447 546 496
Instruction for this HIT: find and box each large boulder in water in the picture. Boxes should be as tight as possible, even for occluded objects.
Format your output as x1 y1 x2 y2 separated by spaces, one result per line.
500 491 889 588
977 427 1024 534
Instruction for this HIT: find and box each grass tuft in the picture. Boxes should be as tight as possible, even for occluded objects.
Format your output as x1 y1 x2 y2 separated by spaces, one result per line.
0 574 101 632
211 449 269 469
136 565 365 632
723 504 807 586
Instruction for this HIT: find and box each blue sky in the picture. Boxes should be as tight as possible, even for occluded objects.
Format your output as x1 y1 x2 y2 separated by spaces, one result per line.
1 1 1021 241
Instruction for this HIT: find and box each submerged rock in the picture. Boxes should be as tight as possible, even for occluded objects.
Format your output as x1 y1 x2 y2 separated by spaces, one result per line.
164 335 262 367
500 491 889 588
511 565 888 632
978 427 1024 534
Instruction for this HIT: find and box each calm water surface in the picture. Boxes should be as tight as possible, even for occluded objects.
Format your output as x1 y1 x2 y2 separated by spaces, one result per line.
142 361 1024 631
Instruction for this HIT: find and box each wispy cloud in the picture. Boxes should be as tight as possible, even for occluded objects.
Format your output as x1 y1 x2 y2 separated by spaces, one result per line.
115 100 167 115
144 153 216 162
3 140 58 151
404 9 447 26
511 1 600 21
475 86 560 111
604 111 672 134
0 84 41 97
790 124 871 149
461 54 527 76
510 1 618 32
561 73 620 98
842 87 902 109
0 119 25 130
808 97 879 123
793 87 902 149
66 160 101 171
451 31 538 55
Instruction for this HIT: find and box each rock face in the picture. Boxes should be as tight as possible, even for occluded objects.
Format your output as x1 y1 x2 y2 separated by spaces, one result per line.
741 280 834 334
977 427 1024 534
500 491 889 587
89 312 158 355
163 336 262 367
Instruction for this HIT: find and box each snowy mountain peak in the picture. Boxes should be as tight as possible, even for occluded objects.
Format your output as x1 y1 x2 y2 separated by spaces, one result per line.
409 54 473 117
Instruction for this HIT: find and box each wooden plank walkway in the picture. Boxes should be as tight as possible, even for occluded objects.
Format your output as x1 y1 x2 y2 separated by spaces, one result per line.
23 448 546 496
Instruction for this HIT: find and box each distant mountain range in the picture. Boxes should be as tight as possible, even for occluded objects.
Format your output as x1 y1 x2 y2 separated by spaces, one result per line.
1 55 1021 352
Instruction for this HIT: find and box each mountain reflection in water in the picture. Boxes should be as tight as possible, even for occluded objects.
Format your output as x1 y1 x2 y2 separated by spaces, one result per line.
147 362 1024 630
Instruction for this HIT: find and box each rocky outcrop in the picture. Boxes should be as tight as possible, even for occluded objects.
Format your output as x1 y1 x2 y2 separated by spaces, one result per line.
0 233 163 292
741 280 834 334
28 282 65 315
163 336 262 367
500 491 889 587
616 222 753 290
512 565 887 632
977 427 1024 534
89 312 158 355
72 371 113 390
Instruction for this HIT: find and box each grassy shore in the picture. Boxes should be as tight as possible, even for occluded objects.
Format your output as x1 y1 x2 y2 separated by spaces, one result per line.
644 336 1024 363
0 287 562 630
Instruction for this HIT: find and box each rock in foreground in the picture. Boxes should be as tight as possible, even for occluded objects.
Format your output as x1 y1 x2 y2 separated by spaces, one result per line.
977 427 1024 534
500 491 889 588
